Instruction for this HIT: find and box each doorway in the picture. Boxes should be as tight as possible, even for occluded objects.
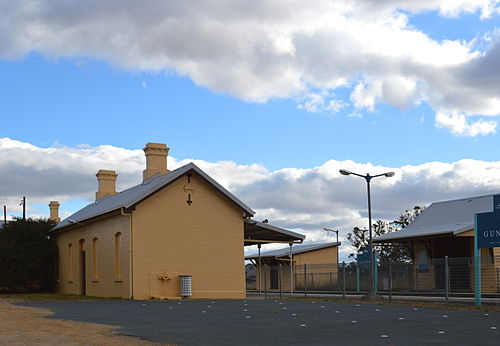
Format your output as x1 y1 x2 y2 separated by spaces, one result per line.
79 239 86 296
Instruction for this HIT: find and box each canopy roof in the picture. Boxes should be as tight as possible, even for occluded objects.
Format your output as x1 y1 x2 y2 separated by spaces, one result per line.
243 220 305 246
245 241 339 260
374 193 496 243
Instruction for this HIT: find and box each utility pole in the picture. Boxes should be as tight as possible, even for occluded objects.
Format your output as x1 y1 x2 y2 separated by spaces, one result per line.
20 196 26 220
3 205 6 225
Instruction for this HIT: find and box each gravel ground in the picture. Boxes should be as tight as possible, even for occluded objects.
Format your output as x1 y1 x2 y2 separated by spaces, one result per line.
18 299 500 346
0 298 158 345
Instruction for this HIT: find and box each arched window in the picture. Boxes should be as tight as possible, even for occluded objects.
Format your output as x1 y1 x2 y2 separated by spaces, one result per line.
92 237 98 280
67 243 73 281
114 232 121 279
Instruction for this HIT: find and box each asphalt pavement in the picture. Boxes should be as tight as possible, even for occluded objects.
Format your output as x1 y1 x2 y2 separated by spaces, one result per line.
18 299 500 345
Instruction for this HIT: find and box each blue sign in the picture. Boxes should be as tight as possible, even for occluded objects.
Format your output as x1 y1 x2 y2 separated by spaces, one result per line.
476 194 500 248
356 248 371 263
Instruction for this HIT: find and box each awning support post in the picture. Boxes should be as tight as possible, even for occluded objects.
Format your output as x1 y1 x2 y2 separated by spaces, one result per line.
258 243 262 295
289 242 293 294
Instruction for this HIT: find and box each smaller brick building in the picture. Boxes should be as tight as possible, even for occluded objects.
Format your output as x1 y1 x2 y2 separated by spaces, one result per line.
246 242 340 292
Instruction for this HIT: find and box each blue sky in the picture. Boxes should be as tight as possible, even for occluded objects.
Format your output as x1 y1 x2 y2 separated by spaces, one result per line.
1 52 498 171
0 3 499 170
1 1 500 254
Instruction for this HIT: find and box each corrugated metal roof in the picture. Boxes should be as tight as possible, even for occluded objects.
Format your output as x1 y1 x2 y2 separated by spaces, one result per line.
374 194 496 242
244 219 305 243
245 241 340 259
52 162 255 232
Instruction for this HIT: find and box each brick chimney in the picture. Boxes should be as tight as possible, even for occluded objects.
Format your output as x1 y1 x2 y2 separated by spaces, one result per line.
143 142 170 181
96 170 118 201
48 201 61 223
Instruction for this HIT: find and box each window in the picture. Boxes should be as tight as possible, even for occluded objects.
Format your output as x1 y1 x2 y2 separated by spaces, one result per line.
92 237 98 280
114 232 121 279
67 243 73 281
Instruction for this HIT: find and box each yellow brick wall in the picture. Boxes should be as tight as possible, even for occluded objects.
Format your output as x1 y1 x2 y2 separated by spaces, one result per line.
294 247 338 265
131 172 246 299
55 213 131 298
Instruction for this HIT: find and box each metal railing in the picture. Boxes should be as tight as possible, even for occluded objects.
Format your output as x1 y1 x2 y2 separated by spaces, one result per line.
246 256 500 304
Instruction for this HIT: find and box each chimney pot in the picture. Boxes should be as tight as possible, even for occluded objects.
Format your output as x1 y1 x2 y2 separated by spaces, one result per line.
96 170 118 201
143 142 170 181
48 201 61 223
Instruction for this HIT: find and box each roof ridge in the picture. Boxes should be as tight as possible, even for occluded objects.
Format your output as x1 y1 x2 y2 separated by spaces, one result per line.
52 162 254 232
431 192 499 206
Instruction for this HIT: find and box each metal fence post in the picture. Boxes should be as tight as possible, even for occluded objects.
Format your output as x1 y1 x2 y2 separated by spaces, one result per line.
444 256 449 304
279 264 282 299
389 261 392 301
304 263 307 298
356 262 360 293
407 266 411 291
415 268 419 291
497 268 499 292
342 261 346 300
264 265 268 300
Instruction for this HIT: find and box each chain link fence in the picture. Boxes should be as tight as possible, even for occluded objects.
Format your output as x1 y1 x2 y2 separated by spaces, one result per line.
246 256 500 303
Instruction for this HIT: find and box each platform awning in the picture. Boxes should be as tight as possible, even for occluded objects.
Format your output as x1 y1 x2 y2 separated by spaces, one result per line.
243 219 305 246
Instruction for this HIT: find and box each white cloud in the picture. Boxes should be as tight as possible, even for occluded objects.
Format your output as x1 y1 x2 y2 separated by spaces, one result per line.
350 80 383 112
435 111 497 136
298 92 348 114
3 138 500 257
1 1 500 135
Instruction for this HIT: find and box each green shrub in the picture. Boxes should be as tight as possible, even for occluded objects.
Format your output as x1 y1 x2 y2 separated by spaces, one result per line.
0 218 57 292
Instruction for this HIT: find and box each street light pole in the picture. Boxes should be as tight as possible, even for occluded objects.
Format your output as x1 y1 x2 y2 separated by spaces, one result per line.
323 228 339 265
339 169 394 297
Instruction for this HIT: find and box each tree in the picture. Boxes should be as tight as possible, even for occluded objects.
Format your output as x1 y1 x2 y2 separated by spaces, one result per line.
0 217 57 292
346 206 426 262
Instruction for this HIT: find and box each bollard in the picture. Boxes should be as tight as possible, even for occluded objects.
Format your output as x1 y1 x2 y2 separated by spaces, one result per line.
342 261 346 300
304 264 307 298
444 256 449 304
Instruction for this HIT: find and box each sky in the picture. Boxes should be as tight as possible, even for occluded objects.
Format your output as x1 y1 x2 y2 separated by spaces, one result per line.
1 0 500 260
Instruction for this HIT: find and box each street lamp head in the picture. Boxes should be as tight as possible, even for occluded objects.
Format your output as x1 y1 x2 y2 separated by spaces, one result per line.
339 169 351 176
384 171 395 177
